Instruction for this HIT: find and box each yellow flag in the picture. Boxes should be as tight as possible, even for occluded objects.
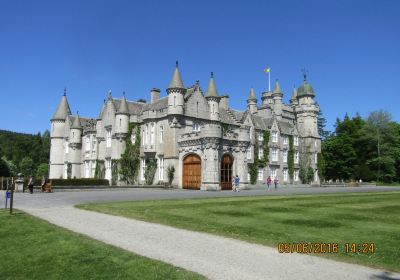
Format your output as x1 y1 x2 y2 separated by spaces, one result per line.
264 68 270 73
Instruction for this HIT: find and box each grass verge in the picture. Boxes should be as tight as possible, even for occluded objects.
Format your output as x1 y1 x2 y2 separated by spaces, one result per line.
78 192 400 272
0 210 204 279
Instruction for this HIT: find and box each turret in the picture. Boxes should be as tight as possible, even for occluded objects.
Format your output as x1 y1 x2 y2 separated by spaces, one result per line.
272 80 283 120
69 114 82 178
49 89 71 179
167 61 186 115
205 72 220 121
115 93 129 134
247 87 257 114
261 90 273 106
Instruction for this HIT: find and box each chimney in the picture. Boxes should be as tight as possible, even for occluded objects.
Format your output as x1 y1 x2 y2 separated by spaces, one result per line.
219 94 229 110
150 88 161 104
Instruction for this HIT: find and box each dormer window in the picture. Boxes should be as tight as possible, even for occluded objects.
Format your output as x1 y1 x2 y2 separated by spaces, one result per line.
106 129 112 147
272 131 278 143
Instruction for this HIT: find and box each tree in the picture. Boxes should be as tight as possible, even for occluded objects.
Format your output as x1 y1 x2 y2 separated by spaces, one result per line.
19 157 34 176
317 109 330 140
2 157 17 176
36 163 49 178
0 154 10 176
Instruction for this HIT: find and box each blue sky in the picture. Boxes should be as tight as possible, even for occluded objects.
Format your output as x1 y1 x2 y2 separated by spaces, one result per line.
0 0 399 134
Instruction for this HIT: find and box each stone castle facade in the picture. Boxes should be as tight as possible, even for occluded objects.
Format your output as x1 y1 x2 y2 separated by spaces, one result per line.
49 63 321 190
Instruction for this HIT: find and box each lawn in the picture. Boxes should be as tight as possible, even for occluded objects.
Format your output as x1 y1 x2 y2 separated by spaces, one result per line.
0 210 204 280
78 192 400 272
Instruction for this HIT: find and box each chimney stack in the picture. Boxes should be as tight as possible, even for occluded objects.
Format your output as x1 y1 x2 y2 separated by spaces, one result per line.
219 95 229 110
150 88 161 104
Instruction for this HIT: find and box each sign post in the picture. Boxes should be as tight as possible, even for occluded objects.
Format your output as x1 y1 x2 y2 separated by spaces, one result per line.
10 177 14 214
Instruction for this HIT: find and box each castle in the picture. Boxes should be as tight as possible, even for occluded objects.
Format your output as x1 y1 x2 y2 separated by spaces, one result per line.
49 63 321 190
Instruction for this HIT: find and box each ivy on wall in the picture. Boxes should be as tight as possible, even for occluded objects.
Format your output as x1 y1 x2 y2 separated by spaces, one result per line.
167 165 175 186
288 135 294 181
111 159 119 186
248 130 270 185
119 123 141 184
144 158 157 185
94 160 105 179
317 152 325 183
67 162 72 179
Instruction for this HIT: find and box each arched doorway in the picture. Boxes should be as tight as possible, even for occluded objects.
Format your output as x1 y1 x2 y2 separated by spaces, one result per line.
220 154 233 190
182 154 201 190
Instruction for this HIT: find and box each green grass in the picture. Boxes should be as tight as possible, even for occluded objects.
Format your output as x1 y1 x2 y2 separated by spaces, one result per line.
78 192 400 272
0 210 204 280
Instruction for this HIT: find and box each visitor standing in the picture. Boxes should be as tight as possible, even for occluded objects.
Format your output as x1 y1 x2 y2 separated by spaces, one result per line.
234 175 240 192
266 176 272 191
274 178 279 190
231 176 236 191
28 176 34 194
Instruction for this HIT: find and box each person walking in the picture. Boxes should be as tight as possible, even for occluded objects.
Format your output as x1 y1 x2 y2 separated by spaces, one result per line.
266 176 272 191
231 176 236 192
234 175 240 192
274 178 279 190
28 175 34 194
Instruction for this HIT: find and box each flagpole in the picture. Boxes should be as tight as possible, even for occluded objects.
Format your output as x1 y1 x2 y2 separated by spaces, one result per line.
268 70 271 92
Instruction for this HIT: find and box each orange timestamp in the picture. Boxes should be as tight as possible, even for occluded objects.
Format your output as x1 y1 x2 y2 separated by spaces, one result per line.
277 242 376 254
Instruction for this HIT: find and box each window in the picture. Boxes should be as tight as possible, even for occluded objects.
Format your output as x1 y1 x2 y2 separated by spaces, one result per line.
272 148 278 162
314 140 317 148
283 169 288 182
272 131 278 143
258 133 263 141
92 136 96 151
314 170 318 182
249 127 253 139
315 153 318 164
270 167 277 180
158 156 164 181
294 136 299 146
294 170 299 181
174 96 176 107
294 151 299 164
141 159 146 181
193 122 200 132
146 124 149 145
247 173 251 181
86 136 90 151
150 123 155 145
160 126 164 143
106 129 112 148
105 159 111 180
65 140 69 154
282 150 288 163
247 146 252 159
283 136 288 145
131 133 136 144
258 147 263 160
258 168 263 181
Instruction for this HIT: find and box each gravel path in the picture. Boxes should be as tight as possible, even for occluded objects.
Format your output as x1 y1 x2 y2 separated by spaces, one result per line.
20 205 400 280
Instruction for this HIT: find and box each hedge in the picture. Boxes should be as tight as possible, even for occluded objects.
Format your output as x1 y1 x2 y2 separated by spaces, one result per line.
51 178 110 186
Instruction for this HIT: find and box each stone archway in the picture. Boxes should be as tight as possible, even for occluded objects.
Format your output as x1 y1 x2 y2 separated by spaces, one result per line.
182 154 201 190
220 154 234 190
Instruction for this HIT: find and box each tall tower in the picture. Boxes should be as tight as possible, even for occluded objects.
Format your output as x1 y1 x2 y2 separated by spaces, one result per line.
272 80 283 120
290 86 298 108
202 72 221 191
69 114 82 178
247 87 257 114
167 61 186 116
49 89 71 179
295 73 320 183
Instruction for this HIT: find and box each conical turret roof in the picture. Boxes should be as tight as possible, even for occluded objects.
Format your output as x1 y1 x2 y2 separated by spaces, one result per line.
247 87 257 101
52 90 71 120
71 115 82 129
273 80 282 94
205 72 219 98
168 61 184 89
117 94 129 114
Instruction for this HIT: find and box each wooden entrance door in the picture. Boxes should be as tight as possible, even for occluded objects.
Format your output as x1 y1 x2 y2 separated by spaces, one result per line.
182 154 201 190
220 154 233 190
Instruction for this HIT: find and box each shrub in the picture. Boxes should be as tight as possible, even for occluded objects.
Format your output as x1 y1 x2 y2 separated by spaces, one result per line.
51 178 109 186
